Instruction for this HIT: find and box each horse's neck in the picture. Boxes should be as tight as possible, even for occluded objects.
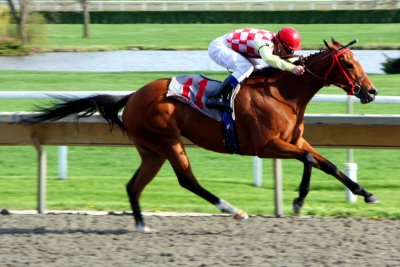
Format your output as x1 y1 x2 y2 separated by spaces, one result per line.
246 73 324 115
290 74 325 108
276 51 335 107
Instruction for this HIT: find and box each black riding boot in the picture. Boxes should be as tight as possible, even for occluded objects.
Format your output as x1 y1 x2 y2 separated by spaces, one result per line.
206 78 234 112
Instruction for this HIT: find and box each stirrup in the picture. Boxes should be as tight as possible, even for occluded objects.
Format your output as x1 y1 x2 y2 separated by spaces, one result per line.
206 75 236 112
206 97 232 112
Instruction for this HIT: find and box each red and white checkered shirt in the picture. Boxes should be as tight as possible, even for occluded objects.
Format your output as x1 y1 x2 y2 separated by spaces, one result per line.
225 28 275 58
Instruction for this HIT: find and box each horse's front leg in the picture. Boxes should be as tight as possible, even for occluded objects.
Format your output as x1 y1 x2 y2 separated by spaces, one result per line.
301 140 379 204
292 151 314 214
259 138 317 214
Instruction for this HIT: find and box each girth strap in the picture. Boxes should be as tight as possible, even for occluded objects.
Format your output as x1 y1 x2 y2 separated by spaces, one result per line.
221 111 240 154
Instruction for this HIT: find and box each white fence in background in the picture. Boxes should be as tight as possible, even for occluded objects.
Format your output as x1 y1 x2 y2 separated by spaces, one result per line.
0 0 398 11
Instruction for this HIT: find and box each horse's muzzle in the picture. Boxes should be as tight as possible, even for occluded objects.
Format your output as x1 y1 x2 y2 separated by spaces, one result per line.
357 87 378 104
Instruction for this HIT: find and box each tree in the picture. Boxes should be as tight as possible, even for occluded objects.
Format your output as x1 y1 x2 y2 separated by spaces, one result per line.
382 56 400 74
78 0 90 38
6 0 31 44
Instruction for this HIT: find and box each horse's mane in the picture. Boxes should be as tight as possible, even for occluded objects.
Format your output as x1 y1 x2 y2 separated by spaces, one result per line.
288 49 329 66
250 49 327 78
251 66 283 77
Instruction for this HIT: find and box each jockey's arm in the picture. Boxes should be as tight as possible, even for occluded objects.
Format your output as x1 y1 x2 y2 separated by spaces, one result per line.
255 39 297 72
247 58 265 69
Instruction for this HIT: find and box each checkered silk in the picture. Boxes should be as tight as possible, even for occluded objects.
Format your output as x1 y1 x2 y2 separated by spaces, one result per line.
226 28 275 58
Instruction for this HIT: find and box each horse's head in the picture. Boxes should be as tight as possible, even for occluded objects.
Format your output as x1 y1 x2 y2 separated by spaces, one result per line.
304 38 378 104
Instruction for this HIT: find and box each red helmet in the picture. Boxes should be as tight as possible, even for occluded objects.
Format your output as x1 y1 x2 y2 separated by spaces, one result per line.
276 27 302 50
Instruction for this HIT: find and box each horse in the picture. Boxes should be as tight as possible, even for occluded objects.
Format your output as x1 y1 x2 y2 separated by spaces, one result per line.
24 38 379 233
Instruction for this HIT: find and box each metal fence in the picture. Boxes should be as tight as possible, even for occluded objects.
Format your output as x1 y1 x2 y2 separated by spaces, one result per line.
1 0 399 12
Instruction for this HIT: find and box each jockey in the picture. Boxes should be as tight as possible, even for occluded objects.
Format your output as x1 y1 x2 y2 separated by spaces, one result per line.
206 27 305 112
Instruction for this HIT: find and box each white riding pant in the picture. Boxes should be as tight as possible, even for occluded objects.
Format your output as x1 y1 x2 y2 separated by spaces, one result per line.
208 36 255 83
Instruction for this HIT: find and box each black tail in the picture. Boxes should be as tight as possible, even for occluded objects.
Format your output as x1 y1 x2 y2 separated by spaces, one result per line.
23 94 131 131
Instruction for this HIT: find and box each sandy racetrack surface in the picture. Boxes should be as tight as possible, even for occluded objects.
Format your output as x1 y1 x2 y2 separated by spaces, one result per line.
0 213 399 267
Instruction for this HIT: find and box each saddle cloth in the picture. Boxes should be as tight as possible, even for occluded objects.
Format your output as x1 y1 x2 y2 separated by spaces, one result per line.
167 74 240 154
166 74 224 121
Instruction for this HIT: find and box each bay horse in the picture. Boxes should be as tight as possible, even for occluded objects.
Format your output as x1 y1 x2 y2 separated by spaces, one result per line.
25 39 379 233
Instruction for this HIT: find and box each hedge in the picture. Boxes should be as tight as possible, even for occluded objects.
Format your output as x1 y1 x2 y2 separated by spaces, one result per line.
39 10 400 24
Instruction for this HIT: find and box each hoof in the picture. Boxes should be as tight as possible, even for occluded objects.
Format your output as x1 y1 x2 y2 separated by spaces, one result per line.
136 225 154 234
292 198 303 214
233 210 249 221
364 194 380 204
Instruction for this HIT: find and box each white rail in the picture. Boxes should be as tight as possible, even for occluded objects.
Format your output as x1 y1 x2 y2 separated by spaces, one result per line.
1 0 398 11
1 91 400 104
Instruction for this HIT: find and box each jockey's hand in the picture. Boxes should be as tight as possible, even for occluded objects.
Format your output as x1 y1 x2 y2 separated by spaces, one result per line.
291 65 305 75
298 54 307 62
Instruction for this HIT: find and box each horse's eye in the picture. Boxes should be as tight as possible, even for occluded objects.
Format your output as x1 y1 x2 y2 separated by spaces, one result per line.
346 63 354 69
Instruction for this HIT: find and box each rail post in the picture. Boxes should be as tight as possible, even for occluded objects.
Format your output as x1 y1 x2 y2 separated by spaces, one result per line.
58 146 68 180
345 95 357 202
38 148 47 213
273 159 283 217
344 163 358 202
252 156 263 187
31 130 47 214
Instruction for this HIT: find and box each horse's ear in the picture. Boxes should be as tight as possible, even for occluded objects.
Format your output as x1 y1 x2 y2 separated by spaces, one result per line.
331 37 342 47
323 39 332 50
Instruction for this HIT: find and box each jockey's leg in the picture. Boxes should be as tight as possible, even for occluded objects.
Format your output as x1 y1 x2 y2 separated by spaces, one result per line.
205 64 253 112
205 75 238 112
207 39 254 112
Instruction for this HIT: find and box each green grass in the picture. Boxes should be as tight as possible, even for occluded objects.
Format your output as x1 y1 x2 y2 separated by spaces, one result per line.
32 24 400 51
0 146 399 218
0 70 398 218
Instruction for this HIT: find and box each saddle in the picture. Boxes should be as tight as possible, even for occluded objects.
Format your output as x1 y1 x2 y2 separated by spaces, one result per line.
167 74 239 153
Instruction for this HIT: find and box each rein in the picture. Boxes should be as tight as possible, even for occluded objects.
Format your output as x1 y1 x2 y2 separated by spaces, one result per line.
303 40 362 95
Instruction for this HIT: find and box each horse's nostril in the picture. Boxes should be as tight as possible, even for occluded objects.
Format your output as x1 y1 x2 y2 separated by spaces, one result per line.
368 88 378 96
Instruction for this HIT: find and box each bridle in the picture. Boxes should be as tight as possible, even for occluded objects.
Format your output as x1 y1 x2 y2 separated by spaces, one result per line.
303 40 365 95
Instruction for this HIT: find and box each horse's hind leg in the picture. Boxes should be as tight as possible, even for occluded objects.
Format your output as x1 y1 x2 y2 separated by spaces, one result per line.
168 142 248 220
126 144 166 233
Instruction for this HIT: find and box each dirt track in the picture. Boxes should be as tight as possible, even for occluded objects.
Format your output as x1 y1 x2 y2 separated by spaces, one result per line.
0 213 399 267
